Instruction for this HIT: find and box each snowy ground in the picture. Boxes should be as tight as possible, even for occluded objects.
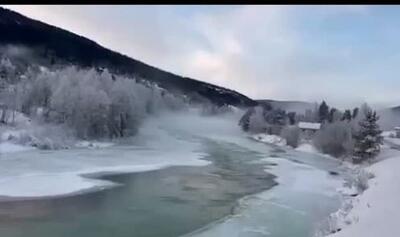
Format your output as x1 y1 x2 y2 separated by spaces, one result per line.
0 110 249 199
249 133 287 146
327 145 400 237
250 133 323 156
0 142 35 153
250 132 400 237
0 114 214 199
295 143 319 154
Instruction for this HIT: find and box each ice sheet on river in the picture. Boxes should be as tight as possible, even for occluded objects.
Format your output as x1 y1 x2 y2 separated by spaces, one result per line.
186 157 343 237
0 111 256 199
0 115 211 198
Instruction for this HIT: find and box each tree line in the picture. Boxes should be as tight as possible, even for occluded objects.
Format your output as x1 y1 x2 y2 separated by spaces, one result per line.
0 56 187 140
239 100 383 163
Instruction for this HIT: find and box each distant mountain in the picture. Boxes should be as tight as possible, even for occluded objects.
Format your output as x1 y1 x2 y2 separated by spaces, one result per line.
257 99 316 113
391 106 400 113
0 7 257 107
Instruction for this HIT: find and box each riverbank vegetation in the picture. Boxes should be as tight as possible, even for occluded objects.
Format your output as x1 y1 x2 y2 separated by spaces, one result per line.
239 101 383 164
0 56 189 149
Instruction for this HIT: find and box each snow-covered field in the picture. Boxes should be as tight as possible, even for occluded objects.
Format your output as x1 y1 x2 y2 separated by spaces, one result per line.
0 146 208 199
0 114 214 198
327 145 400 237
0 142 35 154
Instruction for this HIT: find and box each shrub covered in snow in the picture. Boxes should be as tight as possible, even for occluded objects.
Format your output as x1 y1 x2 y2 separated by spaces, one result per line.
280 125 300 148
313 121 354 158
344 167 375 193
353 169 374 193
2 123 74 150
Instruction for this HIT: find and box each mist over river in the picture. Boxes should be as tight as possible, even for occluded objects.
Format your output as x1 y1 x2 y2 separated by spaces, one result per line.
0 111 344 237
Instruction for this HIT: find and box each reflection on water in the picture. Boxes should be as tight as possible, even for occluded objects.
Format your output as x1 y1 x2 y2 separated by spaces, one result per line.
0 140 277 237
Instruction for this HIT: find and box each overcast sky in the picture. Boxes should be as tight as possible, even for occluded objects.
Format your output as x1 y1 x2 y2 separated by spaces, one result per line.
3 5 400 109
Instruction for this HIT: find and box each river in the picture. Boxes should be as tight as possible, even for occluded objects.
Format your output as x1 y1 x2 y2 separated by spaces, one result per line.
0 112 344 237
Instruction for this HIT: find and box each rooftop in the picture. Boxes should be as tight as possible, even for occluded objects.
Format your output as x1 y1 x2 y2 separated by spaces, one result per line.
298 122 321 130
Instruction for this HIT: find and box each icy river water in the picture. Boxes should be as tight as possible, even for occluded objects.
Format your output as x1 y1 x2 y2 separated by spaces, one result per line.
0 113 344 237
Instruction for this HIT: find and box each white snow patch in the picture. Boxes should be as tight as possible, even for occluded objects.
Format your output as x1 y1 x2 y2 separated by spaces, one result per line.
385 137 400 146
0 142 35 154
75 141 114 149
381 130 396 137
0 113 217 198
298 122 321 130
327 149 400 237
0 173 115 198
250 133 287 146
296 143 319 154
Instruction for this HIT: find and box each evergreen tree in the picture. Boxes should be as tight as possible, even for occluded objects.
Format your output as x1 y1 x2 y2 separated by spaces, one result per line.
328 108 337 123
352 107 359 119
342 109 352 121
353 109 383 163
271 109 287 126
319 101 330 123
288 112 296 125
239 107 255 131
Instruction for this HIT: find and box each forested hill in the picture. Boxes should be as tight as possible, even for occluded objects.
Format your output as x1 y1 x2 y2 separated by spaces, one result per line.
257 99 315 114
0 7 257 107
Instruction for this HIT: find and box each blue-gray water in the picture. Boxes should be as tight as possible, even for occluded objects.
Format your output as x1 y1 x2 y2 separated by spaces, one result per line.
0 138 342 237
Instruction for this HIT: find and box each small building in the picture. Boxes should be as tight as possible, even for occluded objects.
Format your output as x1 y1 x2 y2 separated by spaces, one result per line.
298 122 321 140
395 127 400 138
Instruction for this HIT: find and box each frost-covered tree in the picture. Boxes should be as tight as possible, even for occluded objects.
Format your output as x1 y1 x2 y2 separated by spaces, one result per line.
248 106 267 133
0 56 17 86
239 104 288 135
313 121 354 158
264 108 287 135
353 109 383 163
200 103 233 116
280 125 300 148
239 107 255 131
2 65 186 140
107 78 143 138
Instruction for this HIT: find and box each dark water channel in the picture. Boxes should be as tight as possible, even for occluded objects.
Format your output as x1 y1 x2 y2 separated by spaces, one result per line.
0 140 278 237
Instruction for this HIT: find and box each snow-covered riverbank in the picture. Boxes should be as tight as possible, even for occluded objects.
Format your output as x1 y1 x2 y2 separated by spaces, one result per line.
327 144 400 237
249 133 327 157
0 115 211 199
250 132 400 237
0 111 247 199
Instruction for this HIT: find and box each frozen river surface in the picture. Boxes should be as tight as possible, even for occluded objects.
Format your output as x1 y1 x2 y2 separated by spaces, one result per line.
0 113 344 237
